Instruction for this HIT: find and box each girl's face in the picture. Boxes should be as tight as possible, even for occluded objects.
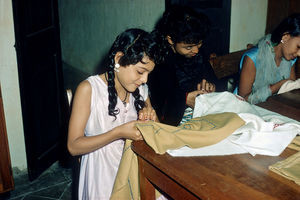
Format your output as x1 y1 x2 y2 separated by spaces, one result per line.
281 35 300 61
167 36 203 58
174 42 203 58
116 55 155 92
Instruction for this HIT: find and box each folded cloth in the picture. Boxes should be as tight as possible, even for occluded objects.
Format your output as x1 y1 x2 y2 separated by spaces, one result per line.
138 112 245 154
269 151 300 186
168 92 300 157
278 78 300 94
230 113 299 156
168 113 300 156
288 136 300 151
111 112 245 200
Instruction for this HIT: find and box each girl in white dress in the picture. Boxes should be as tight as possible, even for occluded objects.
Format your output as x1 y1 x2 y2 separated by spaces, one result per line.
67 29 159 200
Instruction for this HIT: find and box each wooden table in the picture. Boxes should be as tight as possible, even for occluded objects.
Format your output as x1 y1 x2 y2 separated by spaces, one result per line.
257 89 300 121
132 89 300 200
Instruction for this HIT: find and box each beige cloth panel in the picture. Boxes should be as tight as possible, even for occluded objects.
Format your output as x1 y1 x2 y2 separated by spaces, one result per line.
288 136 300 151
111 112 245 200
269 151 300 186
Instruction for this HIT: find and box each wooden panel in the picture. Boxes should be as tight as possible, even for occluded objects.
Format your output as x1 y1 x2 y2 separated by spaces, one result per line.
266 0 300 34
210 49 246 79
138 157 198 200
288 0 300 15
265 0 289 34
0 85 14 193
138 158 156 200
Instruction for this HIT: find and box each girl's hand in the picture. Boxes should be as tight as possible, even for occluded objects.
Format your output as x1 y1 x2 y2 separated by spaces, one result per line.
115 121 143 141
269 79 290 94
138 107 158 122
186 89 207 108
197 79 216 93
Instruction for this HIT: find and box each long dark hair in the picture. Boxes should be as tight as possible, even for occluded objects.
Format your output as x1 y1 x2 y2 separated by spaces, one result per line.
271 13 300 44
152 5 210 63
101 28 158 119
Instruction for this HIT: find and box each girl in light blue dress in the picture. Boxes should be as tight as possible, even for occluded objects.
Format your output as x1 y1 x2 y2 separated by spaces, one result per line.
236 13 300 104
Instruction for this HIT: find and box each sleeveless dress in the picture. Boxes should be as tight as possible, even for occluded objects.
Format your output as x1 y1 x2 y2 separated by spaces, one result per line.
234 35 297 104
78 75 148 200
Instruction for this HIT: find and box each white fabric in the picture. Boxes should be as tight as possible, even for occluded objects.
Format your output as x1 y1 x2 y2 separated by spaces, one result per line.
278 78 300 94
192 91 260 116
79 75 148 200
167 92 300 157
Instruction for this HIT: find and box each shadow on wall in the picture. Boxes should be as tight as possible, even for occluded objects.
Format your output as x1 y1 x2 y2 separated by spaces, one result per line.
62 61 90 93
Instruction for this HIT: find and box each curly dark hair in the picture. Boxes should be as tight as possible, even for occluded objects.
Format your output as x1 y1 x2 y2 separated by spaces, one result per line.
101 28 158 120
152 5 211 63
271 13 300 44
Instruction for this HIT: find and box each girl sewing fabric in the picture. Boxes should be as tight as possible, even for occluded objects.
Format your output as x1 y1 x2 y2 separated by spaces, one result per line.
148 5 226 126
67 28 159 200
237 13 300 104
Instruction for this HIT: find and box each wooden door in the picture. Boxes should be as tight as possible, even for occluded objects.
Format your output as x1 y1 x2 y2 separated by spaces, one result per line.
12 0 68 180
0 85 14 193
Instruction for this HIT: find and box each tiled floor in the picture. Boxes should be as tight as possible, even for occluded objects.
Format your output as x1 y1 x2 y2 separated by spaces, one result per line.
0 162 75 200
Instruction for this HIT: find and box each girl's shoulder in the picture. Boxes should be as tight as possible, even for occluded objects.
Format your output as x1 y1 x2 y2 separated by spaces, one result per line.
244 47 258 61
76 80 92 95
86 74 105 84
240 47 258 68
85 75 107 90
75 75 107 98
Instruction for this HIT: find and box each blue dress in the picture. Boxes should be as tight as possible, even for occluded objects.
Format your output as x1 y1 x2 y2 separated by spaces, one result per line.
234 47 297 104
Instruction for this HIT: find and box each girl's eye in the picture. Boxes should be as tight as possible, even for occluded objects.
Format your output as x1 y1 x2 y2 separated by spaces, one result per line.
185 47 192 50
137 70 143 75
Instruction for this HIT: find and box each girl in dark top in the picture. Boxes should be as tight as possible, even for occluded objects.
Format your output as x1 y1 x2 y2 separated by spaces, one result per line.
148 5 225 126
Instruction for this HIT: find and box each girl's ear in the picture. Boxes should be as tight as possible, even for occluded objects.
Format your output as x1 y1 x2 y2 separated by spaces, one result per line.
166 35 174 45
281 32 291 43
114 51 124 65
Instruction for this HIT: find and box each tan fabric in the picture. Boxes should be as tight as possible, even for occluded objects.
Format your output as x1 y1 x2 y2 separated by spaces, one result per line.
111 112 245 200
288 136 300 151
269 151 300 186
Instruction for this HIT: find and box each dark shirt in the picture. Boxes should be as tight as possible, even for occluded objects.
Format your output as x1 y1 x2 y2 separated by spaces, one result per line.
148 50 225 126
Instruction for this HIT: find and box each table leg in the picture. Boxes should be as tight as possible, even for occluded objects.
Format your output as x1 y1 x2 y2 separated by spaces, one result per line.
138 157 155 200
